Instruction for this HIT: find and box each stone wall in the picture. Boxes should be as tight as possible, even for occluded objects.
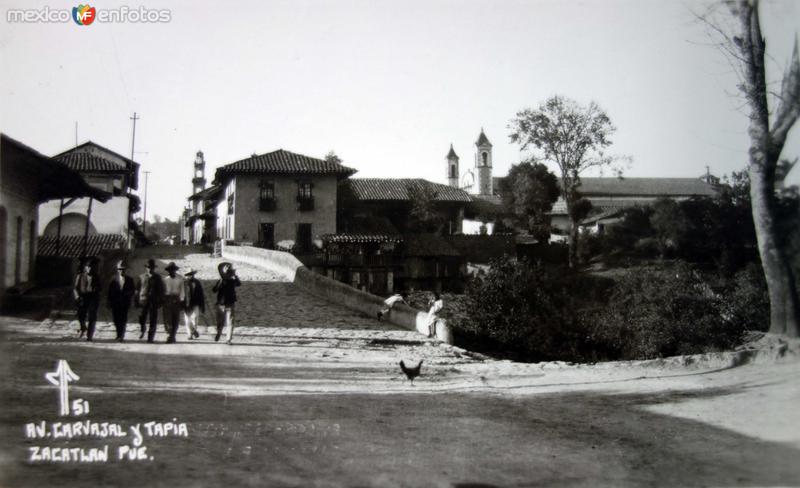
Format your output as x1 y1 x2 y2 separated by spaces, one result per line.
221 243 453 343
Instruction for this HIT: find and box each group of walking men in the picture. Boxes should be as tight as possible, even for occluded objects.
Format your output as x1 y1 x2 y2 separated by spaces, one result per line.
73 258 241 344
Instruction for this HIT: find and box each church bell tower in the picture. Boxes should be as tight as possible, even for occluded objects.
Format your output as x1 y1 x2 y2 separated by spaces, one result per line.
192 150 206 195
475 128 493 196
446 144 459 188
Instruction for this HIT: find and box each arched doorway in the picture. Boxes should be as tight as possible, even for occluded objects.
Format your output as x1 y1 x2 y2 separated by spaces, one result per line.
42 213 97 237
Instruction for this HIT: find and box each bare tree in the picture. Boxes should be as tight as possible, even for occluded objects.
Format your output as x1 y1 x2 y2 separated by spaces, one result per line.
509 95 625 267
702 0 800 336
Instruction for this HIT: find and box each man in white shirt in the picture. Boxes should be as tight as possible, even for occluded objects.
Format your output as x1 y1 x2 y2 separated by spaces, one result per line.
163 262 185 344
377 292 407 321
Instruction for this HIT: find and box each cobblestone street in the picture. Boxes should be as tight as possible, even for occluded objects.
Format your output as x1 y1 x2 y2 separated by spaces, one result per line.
128 251 400 331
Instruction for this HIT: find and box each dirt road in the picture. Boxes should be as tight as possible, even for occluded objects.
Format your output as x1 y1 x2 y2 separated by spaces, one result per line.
1 316 798 487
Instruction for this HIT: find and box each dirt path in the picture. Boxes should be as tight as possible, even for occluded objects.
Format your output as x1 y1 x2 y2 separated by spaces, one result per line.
1 317 799 487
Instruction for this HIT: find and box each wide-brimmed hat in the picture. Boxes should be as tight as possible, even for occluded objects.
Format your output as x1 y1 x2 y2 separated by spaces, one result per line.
217 262 234 276
115 260 127 270
165 262 180 272
184 268 198 276
145 259 158 269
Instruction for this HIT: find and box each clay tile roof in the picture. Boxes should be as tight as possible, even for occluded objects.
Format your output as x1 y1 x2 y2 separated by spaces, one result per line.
215 149 357 179
570 177 717 197
494 176 717 198
325 216 402 244
189 185 222 201
56 152 127 173
345 178 472 203
323 234 403 244
37 234 126 258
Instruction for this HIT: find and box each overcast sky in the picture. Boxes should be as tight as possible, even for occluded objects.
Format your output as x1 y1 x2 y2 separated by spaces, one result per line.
1 0 799 221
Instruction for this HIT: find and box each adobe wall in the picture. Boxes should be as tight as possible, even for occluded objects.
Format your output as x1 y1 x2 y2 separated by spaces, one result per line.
232 175 338 245
221 243 453 343
38 197 130 236
0 158 39 289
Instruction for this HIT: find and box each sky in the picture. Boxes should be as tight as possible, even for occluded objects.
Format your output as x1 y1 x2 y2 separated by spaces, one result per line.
1 0 799 221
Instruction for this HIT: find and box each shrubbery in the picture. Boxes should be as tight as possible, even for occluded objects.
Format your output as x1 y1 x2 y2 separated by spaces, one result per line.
591 264 760 360
449 257 769 362
449 256 611 362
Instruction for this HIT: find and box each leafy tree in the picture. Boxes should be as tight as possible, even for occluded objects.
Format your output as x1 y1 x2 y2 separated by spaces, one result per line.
600 206 654 257
407 184 444 233
455 256 600 362
324 151 342 165
702 0 800 336
498 160 559 241
651 198 687 258
509 95 625 267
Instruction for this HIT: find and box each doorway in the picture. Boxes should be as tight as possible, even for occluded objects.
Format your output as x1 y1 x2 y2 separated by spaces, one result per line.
259 223 275 249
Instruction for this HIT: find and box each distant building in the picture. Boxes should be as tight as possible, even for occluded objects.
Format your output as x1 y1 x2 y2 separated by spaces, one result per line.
326 178 472 293
1 134 109 291
186 184 222 245
451 128 494 197
37 141 139 246
341 178 470 235
543 177 719 232
183 151 221 245
209 149 356 251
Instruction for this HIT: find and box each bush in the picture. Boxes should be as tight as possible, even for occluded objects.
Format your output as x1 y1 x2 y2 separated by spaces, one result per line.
720 264 770 333
451 256 608 362
592 264 748 360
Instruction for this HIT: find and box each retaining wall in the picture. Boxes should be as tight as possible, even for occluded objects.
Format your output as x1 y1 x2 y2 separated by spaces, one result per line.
221 243 453 343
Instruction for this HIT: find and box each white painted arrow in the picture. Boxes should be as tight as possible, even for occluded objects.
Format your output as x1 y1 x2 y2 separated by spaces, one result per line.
45 360 80 416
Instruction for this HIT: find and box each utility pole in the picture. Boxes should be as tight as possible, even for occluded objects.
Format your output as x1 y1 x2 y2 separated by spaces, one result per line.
142 170 151 237
130 112 139 162
74 121 78 147
128 112 140 248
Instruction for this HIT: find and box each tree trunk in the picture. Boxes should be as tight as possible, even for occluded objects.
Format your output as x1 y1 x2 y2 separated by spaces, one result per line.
736 0 800 337
560 180 577 268
567 221 578 268
749 165 800 336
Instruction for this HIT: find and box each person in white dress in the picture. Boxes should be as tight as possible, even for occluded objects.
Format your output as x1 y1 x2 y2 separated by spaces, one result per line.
426 292 443 338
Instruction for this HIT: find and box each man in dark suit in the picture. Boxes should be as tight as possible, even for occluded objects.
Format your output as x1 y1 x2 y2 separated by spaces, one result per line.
183 268 204 340
138 259 165 343
107 260 135 342
73 257 101 341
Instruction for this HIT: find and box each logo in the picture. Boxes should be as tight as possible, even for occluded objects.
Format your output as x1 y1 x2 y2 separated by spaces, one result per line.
72 4 96 25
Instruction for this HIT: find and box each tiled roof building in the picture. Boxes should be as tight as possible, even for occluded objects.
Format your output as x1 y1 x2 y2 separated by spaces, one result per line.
345 178 472 203
215 149 357 180
37 234 126 257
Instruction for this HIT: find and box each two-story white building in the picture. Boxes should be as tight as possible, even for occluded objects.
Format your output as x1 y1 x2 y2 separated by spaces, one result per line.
38 141 139 247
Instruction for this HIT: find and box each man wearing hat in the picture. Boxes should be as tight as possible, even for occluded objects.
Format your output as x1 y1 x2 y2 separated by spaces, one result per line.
138 259 165 343
73 257 100 341
107 260 136 341
163 262 185 344
212 262 241 345
182 267 204 340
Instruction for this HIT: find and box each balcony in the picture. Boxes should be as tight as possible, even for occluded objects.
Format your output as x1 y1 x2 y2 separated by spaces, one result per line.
296 196 314 211
259 198 276 211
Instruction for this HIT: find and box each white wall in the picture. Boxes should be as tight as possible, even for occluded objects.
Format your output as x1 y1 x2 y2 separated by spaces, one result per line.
38 197 130 236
